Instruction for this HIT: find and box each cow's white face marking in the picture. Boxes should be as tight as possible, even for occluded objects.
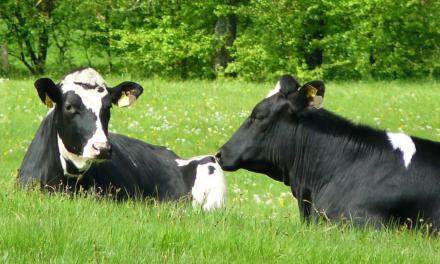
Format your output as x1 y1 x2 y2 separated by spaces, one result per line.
387 132 416 168
266 81 281 98
58 134 92 176
176 155 227 210
58 68 110 176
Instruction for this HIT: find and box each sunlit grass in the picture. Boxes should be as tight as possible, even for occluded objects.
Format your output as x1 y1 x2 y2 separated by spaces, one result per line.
1 78 440 262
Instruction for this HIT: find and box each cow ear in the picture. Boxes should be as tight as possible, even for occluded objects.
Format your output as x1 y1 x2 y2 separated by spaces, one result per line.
277 75 301 96
34 78 62 108
298 80 325 109
109 81 144 108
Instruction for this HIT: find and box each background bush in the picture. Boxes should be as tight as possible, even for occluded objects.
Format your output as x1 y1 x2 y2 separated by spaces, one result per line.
1 0 439 81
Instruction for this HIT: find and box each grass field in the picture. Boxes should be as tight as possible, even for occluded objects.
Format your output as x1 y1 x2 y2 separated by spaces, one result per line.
1 77 440 263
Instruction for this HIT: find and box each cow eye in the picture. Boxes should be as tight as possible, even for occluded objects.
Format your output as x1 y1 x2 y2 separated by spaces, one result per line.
255 114 266 120
252 112 267 121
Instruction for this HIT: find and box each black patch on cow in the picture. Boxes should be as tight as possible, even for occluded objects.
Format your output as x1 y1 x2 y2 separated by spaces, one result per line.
97 87 105 93
99 94 112 135
196 156 216 165
74 81 101 90
178 160 198 191
65 158 86 176
56 91 97 155
208 165 215 175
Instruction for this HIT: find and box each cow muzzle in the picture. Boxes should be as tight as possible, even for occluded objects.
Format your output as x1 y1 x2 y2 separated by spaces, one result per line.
92 142 112 160
214 149 239 171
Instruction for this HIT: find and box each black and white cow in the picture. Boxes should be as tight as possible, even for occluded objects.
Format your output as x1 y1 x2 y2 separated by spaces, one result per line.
216 74 440 229
18 68 226 210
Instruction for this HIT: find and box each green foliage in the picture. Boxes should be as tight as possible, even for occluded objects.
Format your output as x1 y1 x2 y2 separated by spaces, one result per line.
322 0 440 80
229 0 440 81
0 0 439 80
112 1 232 79
0 0 53 75
226 0 307 81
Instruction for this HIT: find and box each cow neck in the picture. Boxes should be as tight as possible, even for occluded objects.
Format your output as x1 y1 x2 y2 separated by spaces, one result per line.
18 108 67 187
287 109 389 194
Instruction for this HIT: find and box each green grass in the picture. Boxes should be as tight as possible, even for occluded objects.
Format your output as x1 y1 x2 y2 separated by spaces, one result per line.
1 78 440 263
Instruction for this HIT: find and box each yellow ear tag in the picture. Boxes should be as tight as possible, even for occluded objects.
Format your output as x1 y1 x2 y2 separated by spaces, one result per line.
312 96 324 109
117 93 136 107
45 94 54 108
307 85 318 98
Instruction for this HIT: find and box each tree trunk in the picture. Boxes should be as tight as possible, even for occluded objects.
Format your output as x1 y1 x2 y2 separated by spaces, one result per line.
213 13 237 75
107 47 113 73
34 0 53 75
104 7 113 73
305 18 324 70
35 26 49 75
305 48 323 70
0 44 9 75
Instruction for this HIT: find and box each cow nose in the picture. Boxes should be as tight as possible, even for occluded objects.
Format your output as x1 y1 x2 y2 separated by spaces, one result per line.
93 142 112 159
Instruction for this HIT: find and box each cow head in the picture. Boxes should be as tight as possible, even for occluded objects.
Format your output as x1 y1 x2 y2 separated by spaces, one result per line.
34 68 143 176
216 75 325 182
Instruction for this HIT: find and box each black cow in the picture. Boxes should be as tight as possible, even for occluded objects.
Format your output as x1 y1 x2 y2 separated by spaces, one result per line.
216 74 440 229
19 68 226 210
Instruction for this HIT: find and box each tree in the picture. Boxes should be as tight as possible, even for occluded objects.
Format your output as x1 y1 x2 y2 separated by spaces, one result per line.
49 0 80 69
213 2 239 76
114 0 219 78
0 0 54 75
0 44 9 75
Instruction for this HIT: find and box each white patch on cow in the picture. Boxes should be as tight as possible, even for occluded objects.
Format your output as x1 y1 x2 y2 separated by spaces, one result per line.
175 155 227 211
266 81 281 98
175 155 212 167
175 158 192 167
57 134 92 177
387 132 416 168
59 68 110 159
59 156 67 173
61 68 107 90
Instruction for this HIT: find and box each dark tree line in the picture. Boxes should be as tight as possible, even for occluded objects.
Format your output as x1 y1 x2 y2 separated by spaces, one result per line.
1 0 439 80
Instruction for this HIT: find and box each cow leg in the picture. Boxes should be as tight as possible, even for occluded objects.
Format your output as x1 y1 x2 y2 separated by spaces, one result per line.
425 209 440 235
296 188 314 223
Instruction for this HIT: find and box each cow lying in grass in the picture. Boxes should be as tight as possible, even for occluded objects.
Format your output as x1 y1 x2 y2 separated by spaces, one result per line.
18 68 226 210
216 74 440 229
